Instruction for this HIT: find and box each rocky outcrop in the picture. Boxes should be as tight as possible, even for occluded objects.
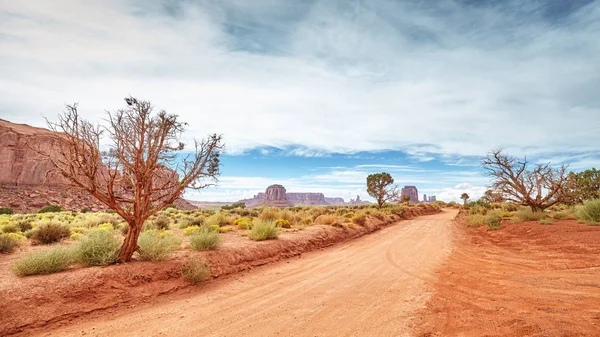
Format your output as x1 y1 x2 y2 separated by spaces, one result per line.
0 119 67 185
0 119 196 213
401 185 419 204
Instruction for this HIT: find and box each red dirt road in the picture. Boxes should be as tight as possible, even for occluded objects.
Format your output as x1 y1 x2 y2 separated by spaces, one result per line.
39 210 457 337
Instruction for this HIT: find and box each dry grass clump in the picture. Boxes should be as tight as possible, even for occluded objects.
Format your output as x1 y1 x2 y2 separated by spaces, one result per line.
352 213 367 226
31 221 71 244
137 230 181 261
182 257 211 284
0 234 18 254
248 220 279 241
189 227 221 250
77 229 121 266
275 219 291 228
575 199 600 225
12 246 76 276
315 214 338 226
514 207 546 222
485 210 503 230
258 208 279 221
466 214 485 228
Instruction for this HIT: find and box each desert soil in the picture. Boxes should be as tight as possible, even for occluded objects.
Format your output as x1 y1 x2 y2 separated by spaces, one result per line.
33 210 457 337
417 214 600 336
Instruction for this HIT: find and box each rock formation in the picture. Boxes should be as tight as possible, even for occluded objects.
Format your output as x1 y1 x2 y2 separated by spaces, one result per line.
0 119 195 213
240 185 370 207
401 185 419 204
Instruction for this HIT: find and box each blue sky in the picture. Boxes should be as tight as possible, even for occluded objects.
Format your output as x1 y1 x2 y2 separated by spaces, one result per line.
1 0 599 202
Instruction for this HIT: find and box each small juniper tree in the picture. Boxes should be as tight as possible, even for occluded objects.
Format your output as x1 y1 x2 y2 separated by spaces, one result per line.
46 97 223 262
366 172 399 208
460 193 470 205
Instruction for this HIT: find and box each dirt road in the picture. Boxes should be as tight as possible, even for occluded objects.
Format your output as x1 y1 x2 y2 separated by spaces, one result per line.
40 210 457 337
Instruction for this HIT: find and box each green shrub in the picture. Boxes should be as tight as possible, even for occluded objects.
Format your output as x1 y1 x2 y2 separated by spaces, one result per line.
352 214 367 226
181 257 211 284
0 207 14 215
275 219 291 228
248 220 279 241
13 246 75 276
189 227 221 250
514 207 545 222
38 205 64 213
152 216 171 230
184 225 203 236
16 220 33 232
575 199 600 224
466 214 485 228
485 211 502 230
233 217 252 229
539 218 555 225
2 223 18 233
137 230 181 261
31 222 71 244
77 229 121 266
217 226 232 233
0 234 18 254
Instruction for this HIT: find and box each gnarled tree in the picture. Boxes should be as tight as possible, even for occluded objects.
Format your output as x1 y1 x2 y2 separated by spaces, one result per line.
481 149 568 212
46 97 223 262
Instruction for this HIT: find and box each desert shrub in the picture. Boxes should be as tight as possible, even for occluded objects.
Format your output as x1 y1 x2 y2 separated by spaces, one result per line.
514 207 545 222
2 223 18 233
137 230 181 261
469 205 487 215
184 225 202 236
575 199 600 224
38 205 63 213
275 219 291 228
552 212 566 220
204 212 234 228
13 246 75 276
0 207 14 215
77 229 121 266
80 207 90 213
181 257 211 284
189 228 221 251
31 222 71 244
466 214 485 228
539 218 555 225
315 214 338 226
501 203 519 212
352 214 367 226
248 220 279 241
16 220 33 232
153 216 171 230
258 208 279 222
0 234 18 253
70 232 81 240
485 211 502 230
301 218 312 225
217 226 232 233
98 223 114 231
234 217 253 229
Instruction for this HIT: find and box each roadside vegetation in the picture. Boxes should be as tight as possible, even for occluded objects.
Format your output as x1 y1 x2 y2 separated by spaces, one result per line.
0 202 440 278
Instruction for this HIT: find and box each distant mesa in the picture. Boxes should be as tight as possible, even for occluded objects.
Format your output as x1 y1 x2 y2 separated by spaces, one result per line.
401 185 436 204
240 184 369 208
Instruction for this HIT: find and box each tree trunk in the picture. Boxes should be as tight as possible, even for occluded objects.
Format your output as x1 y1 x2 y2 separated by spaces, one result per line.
116 220 142 263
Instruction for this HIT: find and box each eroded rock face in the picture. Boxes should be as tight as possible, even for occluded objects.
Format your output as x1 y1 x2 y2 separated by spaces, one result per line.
239 185 365 208
265 184 287 201
0 119 196 212
0 119 67 185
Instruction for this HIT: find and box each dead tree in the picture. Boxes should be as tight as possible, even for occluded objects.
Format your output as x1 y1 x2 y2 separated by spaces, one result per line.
481 149 568 212
47 97 223 262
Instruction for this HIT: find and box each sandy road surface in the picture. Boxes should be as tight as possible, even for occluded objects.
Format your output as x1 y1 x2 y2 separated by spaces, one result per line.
41 210 457 337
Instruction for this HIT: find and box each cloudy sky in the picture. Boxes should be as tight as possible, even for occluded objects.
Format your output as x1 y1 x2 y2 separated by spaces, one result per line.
1 0 599 202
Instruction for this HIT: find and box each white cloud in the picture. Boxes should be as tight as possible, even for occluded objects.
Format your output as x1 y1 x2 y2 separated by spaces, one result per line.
0 0 598 161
